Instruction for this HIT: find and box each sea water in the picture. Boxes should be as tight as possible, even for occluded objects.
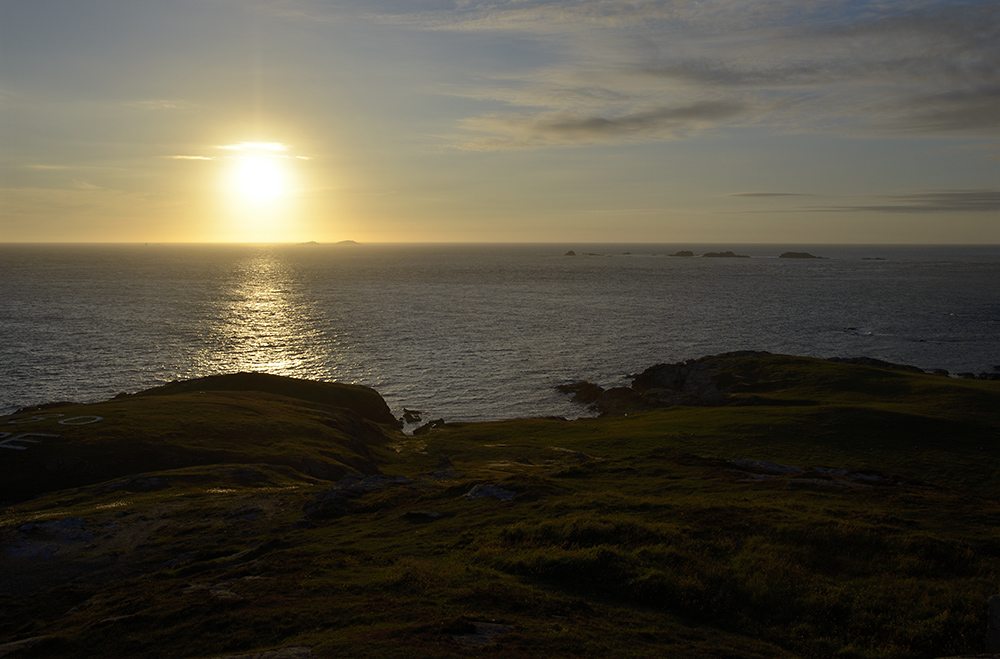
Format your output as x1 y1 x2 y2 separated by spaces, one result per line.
1 243 998 421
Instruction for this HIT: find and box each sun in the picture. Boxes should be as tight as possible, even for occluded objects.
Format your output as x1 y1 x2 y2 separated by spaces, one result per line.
216 141 303 242
230 154 289 203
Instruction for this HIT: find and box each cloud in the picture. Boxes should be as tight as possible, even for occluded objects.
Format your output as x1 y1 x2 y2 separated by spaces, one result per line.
459 100 748 149
724 192 813 198
727 190 1000 214
809 190 1000 213
126 99 193 111
882 86 1000 134
71 180 101 190
278 0 1000 147
217 142 290 152
169 143 305 162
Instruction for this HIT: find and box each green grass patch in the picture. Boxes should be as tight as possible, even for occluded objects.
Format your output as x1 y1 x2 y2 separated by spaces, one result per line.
2 357 1000 658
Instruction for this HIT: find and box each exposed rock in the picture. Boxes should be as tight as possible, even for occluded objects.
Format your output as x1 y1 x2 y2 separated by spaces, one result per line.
559 351 776 415
464 484 517 501
564 250 576 256
555 381 605 404
588 386 645 416
669 250 695 257
631 353 770 396
413 418 446 435
555 381 646 416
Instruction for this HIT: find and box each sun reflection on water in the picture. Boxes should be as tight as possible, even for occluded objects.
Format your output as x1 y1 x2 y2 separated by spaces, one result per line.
198 250 328 378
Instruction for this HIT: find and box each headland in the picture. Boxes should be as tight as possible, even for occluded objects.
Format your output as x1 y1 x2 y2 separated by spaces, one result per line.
2 353 1000 658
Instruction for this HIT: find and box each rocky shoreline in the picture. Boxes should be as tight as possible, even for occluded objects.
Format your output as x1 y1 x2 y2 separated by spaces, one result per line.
558 351 1000 417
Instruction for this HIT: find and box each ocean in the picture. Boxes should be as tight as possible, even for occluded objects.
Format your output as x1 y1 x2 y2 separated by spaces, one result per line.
1 243 998 422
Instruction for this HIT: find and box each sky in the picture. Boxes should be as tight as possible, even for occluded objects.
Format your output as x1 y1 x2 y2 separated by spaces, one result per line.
1 0 998 244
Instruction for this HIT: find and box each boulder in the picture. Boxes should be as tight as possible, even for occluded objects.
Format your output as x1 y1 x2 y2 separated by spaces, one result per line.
555 381 605 404
402 408 423 424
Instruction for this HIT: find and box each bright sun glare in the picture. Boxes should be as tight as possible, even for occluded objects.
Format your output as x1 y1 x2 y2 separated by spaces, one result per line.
219 142 300 241
232 155 287 202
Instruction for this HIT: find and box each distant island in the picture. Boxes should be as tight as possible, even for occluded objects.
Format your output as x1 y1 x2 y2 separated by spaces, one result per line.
297 240 360 246
779 251 823 259
702 250 750 258
667 250 825 259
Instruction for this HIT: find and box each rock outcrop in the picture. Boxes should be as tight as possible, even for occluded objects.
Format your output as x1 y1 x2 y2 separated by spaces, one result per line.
558 351 773 416
557 351 945 416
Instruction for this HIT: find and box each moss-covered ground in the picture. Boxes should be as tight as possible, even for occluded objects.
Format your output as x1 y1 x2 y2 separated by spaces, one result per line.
1 355 999 658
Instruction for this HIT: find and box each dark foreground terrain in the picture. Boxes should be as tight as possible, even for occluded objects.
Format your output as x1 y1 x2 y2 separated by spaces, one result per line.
2 354 1000 659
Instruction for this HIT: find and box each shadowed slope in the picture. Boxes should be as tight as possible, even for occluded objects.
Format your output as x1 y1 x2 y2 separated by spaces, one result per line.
0 373 400 504
132 372 400 427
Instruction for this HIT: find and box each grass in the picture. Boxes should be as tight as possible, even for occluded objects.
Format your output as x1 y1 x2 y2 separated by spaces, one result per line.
1 356 999 658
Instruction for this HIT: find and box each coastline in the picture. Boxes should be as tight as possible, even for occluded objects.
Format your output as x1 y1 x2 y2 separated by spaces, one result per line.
2 352 1000 658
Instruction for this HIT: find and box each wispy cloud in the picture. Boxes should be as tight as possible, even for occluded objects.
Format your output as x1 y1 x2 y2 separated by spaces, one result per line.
125 99 193 111
727 189 1000 214
724 192 813 198
279 0 1000 149
459 100 747 149
71 180 102 190
216 142 290 152
809 190 1000 213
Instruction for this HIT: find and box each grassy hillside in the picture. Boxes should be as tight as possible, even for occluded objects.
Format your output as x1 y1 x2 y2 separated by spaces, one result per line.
1 356 999 659
0 373 397 503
